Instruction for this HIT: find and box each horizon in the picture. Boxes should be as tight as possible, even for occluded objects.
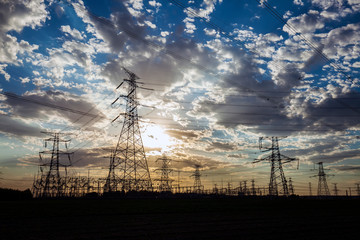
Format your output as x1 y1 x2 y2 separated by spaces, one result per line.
0 0 360 196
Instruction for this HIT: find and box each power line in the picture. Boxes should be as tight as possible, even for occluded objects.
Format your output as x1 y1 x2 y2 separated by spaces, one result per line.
255 0 352 81
2 92 102 119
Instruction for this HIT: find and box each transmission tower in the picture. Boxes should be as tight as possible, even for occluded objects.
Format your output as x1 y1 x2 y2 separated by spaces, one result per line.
154 156 174 192
243 180 247 195
288 177 295 195
191 164 203 194
251 179 256 196
333 183 339 196
254 137 297 196
309 182 312 196
32 132 73 198
104 67 152 192
313 162 330 196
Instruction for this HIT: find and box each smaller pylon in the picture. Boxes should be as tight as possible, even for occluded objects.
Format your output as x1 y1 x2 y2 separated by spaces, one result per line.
356 184 360 196
314 162 330 196
191 164 203 194
333 183 339 196
251 179 256 196
32 132 73 198
243 180 247 195
155 156 174 192
288 177 295 195
254 137 297 196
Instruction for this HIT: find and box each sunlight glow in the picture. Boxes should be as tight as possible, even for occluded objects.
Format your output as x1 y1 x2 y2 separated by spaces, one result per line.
142 124 174 151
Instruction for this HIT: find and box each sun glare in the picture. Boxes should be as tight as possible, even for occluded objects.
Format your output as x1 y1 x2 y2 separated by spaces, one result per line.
142 124 174 151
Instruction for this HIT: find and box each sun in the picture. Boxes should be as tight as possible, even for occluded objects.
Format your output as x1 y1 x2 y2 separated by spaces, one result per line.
142 124 174 150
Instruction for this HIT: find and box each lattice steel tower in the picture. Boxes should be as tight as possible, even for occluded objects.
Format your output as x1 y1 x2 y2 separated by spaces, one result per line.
192 164 203 194
155 156 174 192
254 137 297 196
316 162 330 196
288 177 295 195
104 68 152 192
333 183 339 196
32 132 73 197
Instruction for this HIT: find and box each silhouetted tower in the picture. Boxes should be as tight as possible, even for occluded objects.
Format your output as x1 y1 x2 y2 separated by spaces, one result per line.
32 132 73 197
315 162 330 196
243 180 248 195
356 184 360 196
254 137 297 196
288 177 295 195
104 68 152 192
251 179 256 196
191 164 202 193
309 182 312 196
155 156 174 192
333 183 339 196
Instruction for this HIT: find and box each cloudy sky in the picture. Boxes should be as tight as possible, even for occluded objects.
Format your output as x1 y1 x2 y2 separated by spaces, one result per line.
0 0 359 195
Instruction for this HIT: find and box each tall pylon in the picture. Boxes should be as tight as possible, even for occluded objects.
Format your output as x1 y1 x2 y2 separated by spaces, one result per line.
309 182 312 196
32 132 73 198
191 164 203 194
288 177 295 195
104 67 152 192
314 162 330 196
155 156 174 192
254 137 297 196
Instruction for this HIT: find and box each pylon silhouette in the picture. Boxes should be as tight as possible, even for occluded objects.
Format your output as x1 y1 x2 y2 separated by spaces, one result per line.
254 137 297 196
104 68 152 192
32 132 73 197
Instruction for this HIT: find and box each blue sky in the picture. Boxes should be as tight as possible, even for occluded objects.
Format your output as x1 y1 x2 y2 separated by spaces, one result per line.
0 0 360 195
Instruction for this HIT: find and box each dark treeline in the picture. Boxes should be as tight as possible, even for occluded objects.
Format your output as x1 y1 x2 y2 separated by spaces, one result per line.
0 188 32 200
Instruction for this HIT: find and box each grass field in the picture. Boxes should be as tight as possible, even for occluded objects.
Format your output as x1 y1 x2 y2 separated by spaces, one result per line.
1 197 359 239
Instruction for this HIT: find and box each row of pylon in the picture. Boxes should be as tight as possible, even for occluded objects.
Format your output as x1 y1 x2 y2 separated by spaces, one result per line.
31 69 350 198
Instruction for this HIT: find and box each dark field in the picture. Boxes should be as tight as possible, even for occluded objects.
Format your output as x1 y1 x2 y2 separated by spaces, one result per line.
1 197 359 240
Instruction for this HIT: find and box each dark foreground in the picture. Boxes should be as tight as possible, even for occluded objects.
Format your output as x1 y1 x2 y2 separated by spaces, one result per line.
1 197 359 240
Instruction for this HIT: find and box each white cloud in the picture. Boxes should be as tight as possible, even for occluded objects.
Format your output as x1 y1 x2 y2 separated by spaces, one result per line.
20 77 30 84
144 20 156 29
0 34 39 64
0 0 49 33
293 0 304 6
204 28 217 36
128 0 143 10
160 31 169 37
0 0 45 64
0 64 10 81
348 0 360 11
284 10 325 35
60 25 84 40
149 0 162 8
352 62 360 68
183 0 222 34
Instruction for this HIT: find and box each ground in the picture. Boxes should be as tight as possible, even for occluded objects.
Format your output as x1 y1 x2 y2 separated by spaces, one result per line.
1 197 359 240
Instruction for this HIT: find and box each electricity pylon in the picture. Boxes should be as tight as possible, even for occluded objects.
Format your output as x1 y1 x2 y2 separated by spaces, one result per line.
154 156 174 192
251 179 256 196
312 162 330 196
333 183 339 196
308 182 312 196
32 132 73 198
104 67 152 192
254 137 297 196
288 177 295 195
191 164 203 194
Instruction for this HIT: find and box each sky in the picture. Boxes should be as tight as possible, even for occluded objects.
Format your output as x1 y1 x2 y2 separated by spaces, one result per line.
0 0 360 195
